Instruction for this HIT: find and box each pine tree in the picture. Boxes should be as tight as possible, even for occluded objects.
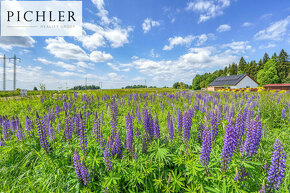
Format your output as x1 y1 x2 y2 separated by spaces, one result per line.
262 53 270 64
238 57 247 72
277 49 290 83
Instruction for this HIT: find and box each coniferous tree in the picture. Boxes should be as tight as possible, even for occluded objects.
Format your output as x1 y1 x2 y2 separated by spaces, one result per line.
238 57 247 73
277 49 290 83
262 53 270 64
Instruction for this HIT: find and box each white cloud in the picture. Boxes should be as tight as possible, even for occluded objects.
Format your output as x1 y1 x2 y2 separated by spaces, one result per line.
0 36 35 50
242 22 253 27
103 27 133 48
259 43 276 49
221 41 252 54
125 46 239 82
142 18 160 33
45 37 89 61
163 34 213 50
50 70 79 77
254 15 290 41
216 24 231 32
186 0 231 23
150 49 160 58
89 51 113 62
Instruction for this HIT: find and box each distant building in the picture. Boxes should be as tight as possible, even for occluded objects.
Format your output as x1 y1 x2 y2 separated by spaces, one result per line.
207 74 258 91
264 83 290 91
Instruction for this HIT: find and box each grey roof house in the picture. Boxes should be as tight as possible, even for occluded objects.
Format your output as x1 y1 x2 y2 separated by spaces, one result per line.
207 74 258 91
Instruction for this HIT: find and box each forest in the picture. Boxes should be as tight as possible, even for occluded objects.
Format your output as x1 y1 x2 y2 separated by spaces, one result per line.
192 49 289 90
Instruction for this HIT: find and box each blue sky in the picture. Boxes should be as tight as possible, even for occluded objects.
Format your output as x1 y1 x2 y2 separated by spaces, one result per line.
0 0 289 89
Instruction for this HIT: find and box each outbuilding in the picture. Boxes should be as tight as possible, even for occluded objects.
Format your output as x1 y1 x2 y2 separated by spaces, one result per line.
264 83 290 91
207 74 258 91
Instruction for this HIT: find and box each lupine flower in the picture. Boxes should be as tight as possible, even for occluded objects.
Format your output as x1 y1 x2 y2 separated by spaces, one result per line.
167 112 174 141
281 108 285 119
79 113 87 152
259 180 266 193
126 113 133 152
48 123 55 141
104 139 112 171
64 115 72 141
235 110 245 145
177 110 183 133
197 120 204 141
110 101 118 136
210 111 218 141
182 111 190 143
200 126 212 167
73 149 82 181
221 118 237 172
16 124 25 141
36 112 50 153
25 116 33 137
241 119 261 157
2 117 11 141
57 121 62 133
80 159 90 186
114 130 122 158
266 139 286 191
153 115 160 140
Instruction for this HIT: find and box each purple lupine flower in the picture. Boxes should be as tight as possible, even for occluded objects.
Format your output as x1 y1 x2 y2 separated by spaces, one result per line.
221 117 237 172
114 130 122 158
167 112 174 141
241 119 261 157
80 159 90 186
57 121 62 133
135 128 141 138
153 115 160 140
197 120 204 141
259 180 266 193
73 149 82 181
79 113 87 152
110 101 118 136
200 126 212 167
36 112 50 153
2 117 11 141
126 113 133 152
16 124 25 141
182 111 190 143
177 110 183 133
104 139 112 171
235 110 245 145
228 105 235 122
210 111 218 141
25 116 33 137
92 112 100 141
48 123 55 141
281 108 285 119
266 139 286 191
64 115 72 141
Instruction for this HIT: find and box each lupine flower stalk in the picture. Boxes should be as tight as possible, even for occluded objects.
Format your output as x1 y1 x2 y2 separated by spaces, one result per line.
200 126 212 167
126 113 133 152
36 112 50 153
153 114 160 140
266 139 286 191
79 113 87 152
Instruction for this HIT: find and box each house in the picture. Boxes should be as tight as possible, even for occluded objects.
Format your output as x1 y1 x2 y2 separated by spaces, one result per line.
264 83 290 91
207 74 258 91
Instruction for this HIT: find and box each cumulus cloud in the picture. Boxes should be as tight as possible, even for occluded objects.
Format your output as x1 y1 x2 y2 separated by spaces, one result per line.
217 24 231 32
89 51 113 62
259 43 276 49
221 41 252 54
124 46 239 82
0 36 35 50
163 34 213 50
186 0 231 23
254 15 290 41
142 18 160 33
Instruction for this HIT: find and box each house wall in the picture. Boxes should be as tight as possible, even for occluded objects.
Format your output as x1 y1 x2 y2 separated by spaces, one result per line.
231 76 258 89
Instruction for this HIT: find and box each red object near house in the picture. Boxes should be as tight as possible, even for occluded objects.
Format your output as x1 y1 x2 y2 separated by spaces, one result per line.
264 83 290 90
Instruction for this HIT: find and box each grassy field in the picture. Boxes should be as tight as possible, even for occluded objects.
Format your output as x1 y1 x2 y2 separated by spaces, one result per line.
0 89 289 192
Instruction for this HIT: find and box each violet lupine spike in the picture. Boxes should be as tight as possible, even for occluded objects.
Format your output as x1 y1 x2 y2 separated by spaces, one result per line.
266 139 286 191
126 113 133 152
281 108 285 119
2 118 11 141
148 113 154 139
110 101 118 136
167 112 174 141
36 112 50 153
104 139 112 171
221 117 237 172
114 130 122 159
235 110 245 145
197 120 204 141
57 121 62 133
81 159 91 186
79 113 87 152
182 111 190 143
92 112 100 142
241 119 261 157
16 124 25 141
200 126 212 167
153 115 160 140
25 116 33 137
73 149 82 181
210 111 218 141
64 115 72 141
177 110 183 133
48 123 55 141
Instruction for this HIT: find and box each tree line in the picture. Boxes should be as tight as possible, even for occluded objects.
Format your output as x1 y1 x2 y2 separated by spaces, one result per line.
192 49 289 90
70 85 100 90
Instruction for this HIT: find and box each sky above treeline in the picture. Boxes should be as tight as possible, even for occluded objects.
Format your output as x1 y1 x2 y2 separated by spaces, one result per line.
0 0 289 90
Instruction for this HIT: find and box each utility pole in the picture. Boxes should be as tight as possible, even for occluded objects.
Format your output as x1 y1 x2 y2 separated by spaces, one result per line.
0 55 6 91
145 79 146 88
85 77 87 89
9 54 21 90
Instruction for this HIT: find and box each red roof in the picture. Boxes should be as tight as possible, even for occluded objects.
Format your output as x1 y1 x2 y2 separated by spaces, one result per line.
264 83 290 87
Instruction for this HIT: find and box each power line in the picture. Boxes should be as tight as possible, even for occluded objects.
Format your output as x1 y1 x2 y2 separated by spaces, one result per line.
0 55 6 91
